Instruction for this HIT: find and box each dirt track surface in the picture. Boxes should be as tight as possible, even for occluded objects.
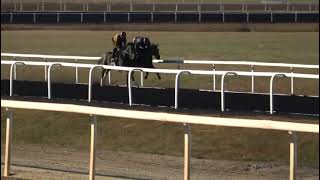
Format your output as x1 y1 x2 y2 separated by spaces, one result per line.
2 23 319 32
1 145 319 180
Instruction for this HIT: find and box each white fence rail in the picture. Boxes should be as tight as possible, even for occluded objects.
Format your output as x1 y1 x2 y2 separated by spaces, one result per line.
1 60 319 115
1 1 319 12
2 52 319 95
1 100 319 180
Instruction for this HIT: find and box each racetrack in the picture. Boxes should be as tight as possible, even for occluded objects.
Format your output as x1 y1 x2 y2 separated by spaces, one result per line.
1 23 319 179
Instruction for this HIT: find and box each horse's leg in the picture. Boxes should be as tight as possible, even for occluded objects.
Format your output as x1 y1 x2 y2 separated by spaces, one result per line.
156 73 161 80
100 69 106 87
144 72 149 80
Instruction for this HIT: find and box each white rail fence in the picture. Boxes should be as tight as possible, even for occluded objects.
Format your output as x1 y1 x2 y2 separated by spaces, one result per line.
1 1 319 12
2 52 319 95
1 60 318 115
1 100 319 180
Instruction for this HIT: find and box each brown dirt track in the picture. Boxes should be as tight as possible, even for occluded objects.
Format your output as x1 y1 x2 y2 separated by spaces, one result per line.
2 23 319 32
1 144 319 180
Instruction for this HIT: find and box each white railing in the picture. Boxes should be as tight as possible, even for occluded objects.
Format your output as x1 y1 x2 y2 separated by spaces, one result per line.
1 1 319 12
1 99 319 180
1 60 318 115
2 53 319 95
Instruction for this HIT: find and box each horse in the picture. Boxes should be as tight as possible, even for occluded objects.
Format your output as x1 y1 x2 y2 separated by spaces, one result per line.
98 42 137 87
98 42 161 86
135 43 161 80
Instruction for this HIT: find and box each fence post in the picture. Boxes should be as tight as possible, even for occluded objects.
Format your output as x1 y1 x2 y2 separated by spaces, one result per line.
88 66 103 102
175 71 191 109
128 69 144 106
89 115 97 180
140 71 144 87
44 58 47 81
212 64 216 91
10 62 25 96
251 65 254 93
289 131 297 180
184 123 191 180
221 72 237 112
269 74 286 114
222 12 225 23
48 63 62 99
75 59 79 83
4 109 13 177
108 70 111 85
290 67 294 95
10 12 13 23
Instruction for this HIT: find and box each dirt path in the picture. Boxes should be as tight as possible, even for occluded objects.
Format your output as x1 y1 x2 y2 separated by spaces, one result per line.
1 145 318 180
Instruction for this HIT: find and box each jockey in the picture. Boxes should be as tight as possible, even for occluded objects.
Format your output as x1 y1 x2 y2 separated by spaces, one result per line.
133 37 150 61
111 32 127 60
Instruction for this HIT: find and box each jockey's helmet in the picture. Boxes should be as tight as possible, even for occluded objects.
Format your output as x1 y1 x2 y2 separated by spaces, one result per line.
120 32 126 38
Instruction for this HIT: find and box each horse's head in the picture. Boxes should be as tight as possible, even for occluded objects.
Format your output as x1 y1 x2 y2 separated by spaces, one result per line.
151 43 160 60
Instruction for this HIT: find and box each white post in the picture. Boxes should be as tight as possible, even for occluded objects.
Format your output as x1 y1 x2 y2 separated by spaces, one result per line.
10 12 13 23
75 59 79 83
251 65 254 93
175 12 177 23
108 71 111 85
140 71 144 87
290 67 294 95
151 12 154 22
10 62 25 97
88 66 103 102
221 72 237 112
128 69 144 106
184 123 191 180
269 74 286 114
222 12 225 23
44 58 47 81
4 109 13 177
289 131 297 180
212 64 216 91
48 63 62 99
13 63 17 80
175 71 191 109
89 115 97 180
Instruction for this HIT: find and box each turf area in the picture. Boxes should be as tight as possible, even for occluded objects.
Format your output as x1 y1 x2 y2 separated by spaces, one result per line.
1 30 319 167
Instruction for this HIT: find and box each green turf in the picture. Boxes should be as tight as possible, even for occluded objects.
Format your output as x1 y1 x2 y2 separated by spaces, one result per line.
1 30 318 95
1 31 319 63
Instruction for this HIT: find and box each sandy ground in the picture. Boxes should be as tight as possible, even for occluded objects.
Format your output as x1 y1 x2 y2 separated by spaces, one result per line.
1 144 319 180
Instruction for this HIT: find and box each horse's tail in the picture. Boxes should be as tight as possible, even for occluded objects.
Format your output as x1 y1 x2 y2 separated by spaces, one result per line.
98 52 112 65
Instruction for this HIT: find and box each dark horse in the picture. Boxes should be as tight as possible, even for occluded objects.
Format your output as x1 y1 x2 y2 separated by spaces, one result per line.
98 42 161 86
